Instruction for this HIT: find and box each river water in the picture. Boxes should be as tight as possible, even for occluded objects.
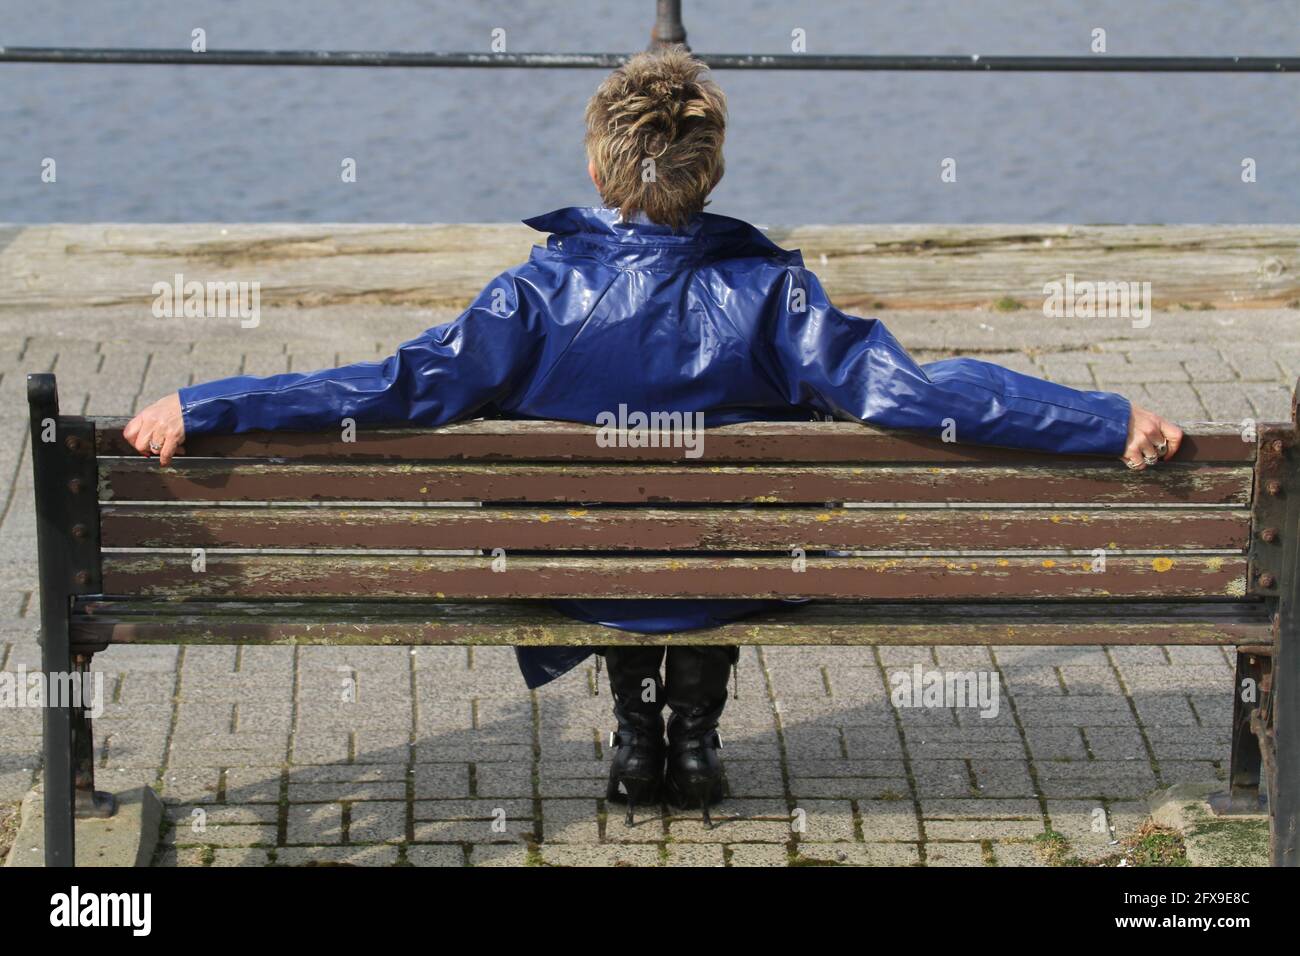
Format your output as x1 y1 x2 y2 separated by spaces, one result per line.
3 0 1298 223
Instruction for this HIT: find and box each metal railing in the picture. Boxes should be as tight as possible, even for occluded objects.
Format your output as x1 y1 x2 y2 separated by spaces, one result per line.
1 0 1296 72
1 48 1296 71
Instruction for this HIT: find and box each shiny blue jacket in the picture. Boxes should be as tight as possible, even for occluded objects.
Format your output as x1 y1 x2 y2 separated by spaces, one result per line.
179 206 1132 688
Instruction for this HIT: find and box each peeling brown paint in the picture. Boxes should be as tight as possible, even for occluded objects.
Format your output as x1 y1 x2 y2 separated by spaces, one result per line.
72 411 1290 662
99 504 1252 552
91 417 1259 464
100 553 1251 601
99 460 1254 506
69 599 1272 647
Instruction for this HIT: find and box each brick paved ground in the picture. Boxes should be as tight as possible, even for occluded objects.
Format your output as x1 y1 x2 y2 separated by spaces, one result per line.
0 303 1294 866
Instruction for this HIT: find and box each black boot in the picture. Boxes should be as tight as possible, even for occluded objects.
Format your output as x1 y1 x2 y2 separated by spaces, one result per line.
602 646 666 825
664 646 737 826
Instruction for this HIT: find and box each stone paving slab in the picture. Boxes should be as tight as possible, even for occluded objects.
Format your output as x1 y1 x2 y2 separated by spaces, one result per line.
0 302 1291 865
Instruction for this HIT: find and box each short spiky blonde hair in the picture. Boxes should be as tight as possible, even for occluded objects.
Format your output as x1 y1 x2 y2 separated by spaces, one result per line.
584 48 727 230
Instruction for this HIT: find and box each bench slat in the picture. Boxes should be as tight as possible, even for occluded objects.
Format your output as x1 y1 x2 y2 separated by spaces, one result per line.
70 599 1271 647
92 418 1257 463
100 504 1251 551
99 460 1253 505
100 553 1249 600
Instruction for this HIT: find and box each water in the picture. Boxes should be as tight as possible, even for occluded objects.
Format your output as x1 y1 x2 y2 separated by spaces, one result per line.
2 0 1298 223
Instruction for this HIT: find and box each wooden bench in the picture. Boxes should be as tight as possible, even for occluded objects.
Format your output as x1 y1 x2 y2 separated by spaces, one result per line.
27 371 1300 866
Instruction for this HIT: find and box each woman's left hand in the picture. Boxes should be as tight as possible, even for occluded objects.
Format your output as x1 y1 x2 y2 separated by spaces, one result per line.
123 392 186 466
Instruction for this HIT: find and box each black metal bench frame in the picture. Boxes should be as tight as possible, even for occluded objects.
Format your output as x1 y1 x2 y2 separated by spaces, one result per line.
26 371 1300 866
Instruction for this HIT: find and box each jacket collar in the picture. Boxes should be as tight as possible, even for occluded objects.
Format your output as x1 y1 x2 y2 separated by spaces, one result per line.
522 206 802 269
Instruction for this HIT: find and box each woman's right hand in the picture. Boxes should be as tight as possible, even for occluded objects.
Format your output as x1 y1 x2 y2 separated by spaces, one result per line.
123 392 187 466
1122 403 1183 471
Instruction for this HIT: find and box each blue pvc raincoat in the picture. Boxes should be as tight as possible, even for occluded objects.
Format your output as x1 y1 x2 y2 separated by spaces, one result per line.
179 206 1132 688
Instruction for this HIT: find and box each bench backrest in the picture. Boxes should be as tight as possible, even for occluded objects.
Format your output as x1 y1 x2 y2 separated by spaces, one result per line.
60 393 1290 609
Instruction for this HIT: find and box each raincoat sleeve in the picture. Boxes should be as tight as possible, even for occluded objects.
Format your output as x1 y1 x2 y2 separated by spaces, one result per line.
178 269 545 435
769 268 1131 456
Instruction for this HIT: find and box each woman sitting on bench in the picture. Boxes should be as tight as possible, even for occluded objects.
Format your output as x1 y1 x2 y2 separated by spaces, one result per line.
123 49 1183 824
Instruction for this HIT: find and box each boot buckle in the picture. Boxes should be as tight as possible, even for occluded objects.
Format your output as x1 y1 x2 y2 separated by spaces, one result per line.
608 730 620 749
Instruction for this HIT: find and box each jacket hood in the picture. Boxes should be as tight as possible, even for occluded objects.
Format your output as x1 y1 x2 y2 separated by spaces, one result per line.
523 205 803 269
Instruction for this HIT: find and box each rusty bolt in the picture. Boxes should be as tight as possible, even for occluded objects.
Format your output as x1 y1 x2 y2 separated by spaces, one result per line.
67 478 82 494
1261 527 1279 543
71 523 87 539
1271 439 1285 454
64 435 81 452
1259 573 1277 589
1267 479 1283 496
74 570 89 587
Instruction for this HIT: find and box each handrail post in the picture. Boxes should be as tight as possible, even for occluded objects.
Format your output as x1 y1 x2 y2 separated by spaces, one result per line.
650 0 688 50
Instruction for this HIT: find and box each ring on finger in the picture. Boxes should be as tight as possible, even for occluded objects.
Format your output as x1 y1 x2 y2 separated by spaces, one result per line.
1155 440 1169 456
1142 453 1158 466
1124 458 1143 470
149 439 162 454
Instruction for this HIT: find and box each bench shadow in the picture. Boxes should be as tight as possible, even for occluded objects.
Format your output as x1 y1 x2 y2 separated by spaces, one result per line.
85 641 1237 867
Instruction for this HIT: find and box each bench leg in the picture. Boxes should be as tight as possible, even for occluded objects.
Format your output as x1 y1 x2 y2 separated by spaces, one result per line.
1274 599 1300 864
1211 651 1267 815
1269 416 1300 864
72 654 116 819
40 610 75 867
